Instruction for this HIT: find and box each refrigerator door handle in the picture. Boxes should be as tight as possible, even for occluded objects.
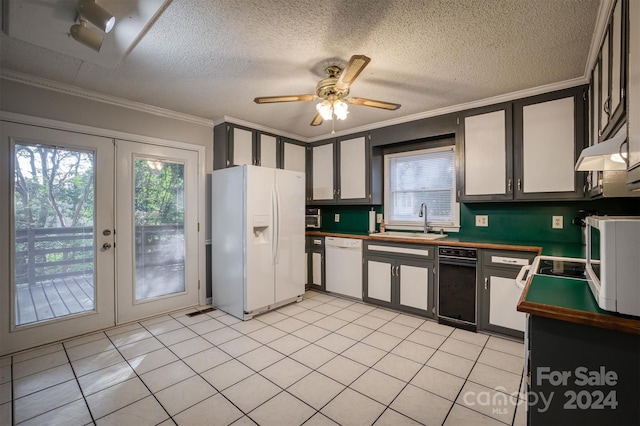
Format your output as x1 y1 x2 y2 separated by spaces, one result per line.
274 184 281 265
271 186 277 265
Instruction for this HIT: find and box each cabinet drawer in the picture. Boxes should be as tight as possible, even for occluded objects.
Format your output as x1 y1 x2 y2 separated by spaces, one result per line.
483 250 535 268
310 237 324 248
365 242 434 260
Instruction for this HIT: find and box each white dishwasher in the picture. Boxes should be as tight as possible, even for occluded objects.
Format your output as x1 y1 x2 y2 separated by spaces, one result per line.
325 237 363 299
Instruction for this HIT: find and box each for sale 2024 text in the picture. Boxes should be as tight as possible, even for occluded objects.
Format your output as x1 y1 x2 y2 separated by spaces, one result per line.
536 366 618 412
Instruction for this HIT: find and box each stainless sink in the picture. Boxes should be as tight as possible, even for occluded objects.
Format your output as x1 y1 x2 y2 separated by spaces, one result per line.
375 231 447 240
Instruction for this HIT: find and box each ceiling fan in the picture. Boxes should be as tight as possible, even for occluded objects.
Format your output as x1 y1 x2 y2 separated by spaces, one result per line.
254 55 401 129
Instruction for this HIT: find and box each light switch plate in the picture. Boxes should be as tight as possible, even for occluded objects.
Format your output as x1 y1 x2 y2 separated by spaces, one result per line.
376 213 383 224
552 216 563 229
334 213 340 222
475 215 488 227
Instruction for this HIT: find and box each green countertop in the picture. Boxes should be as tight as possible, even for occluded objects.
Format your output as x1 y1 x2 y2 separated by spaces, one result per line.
525 275 605 314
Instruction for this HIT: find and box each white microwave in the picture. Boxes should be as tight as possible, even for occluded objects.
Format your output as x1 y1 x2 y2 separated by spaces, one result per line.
585 216 640 317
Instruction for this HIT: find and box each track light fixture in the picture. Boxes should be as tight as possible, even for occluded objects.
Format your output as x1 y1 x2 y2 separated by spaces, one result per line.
70 19 104 51
69 0 116 52
77 0 116 33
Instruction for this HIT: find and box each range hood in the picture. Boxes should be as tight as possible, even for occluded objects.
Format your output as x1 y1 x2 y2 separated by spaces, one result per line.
575 130 628 171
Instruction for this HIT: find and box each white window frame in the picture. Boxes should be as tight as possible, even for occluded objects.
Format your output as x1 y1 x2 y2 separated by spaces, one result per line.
384 145 460 232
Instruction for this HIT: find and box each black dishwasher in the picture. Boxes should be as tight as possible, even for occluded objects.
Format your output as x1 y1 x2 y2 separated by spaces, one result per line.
437 246 477 331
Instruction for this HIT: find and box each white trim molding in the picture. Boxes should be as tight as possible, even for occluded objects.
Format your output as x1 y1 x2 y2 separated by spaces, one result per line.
1 68 214 128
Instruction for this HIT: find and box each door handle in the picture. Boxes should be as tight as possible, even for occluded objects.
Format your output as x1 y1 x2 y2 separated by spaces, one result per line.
484 277 488 290
102 243 112 250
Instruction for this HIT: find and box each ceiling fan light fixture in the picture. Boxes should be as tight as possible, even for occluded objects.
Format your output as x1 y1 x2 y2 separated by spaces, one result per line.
316 100 334 120
70 19 104 51
77 0 116 33
333 100 349 120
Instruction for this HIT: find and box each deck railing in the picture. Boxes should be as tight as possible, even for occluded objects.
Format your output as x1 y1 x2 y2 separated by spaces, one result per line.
15 225 184 286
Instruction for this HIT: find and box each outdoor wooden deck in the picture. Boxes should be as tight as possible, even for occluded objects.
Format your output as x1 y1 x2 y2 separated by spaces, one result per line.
15 274 95 326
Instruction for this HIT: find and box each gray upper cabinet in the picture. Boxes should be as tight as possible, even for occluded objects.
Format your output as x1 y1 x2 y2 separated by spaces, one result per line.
308 133 380 205
281 138 306 173
460 87 586 202
513 87 587 200
597 0 627 143
213 123 305 171
627 0 640 188
459 103 513 202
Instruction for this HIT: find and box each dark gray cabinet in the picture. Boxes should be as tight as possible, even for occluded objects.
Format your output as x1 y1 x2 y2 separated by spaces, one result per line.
213 123 305 171
626 0 640 189
307 133 381 205
527 315 640 425
459 87 587 202
306 236 325 291
363 241 436 318
479 250 536 339
594 0 627 144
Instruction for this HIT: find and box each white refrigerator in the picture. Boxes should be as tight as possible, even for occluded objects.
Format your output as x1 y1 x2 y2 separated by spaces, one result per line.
211 165 306 320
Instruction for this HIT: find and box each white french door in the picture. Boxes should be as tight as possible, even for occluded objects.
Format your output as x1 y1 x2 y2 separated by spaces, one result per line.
0 122 116 354
1 121 203 355
115 141 200 323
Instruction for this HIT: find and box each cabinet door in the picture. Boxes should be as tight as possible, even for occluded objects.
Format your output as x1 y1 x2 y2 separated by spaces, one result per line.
482 267 526 337
609 0 625 126
283 141 306 173
258 133 277 168
514 88 585 200
365 257 392 303
521 97 575 193
398 259 432 315
311 142 335 201
232 127 254 166
628 0 640 186
312 252 322 287
338 136 368 201
601 32 611 134
461 105 513 201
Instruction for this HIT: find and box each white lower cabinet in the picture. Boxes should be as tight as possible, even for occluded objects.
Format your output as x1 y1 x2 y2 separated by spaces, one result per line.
367 258 392 303
487 273 526 332
480 250 536 338
399 263 430 311
363 242 435 318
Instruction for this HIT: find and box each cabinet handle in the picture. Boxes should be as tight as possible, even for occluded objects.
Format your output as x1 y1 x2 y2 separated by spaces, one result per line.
507 179 512 193
226 160 230 166
337 189 340 196
603 97 611 116
484 277 488 290
517 178 521 191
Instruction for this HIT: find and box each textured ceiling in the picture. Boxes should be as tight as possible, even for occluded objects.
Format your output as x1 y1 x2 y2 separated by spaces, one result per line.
1 0 601 139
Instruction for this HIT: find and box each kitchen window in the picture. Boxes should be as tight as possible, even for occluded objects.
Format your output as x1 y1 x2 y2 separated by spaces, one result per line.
384 145 460 231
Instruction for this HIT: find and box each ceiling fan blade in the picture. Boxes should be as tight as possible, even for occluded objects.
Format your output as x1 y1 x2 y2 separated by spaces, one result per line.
254 94 317 104
347 97 401 110
310 112 324 126
335 55 371 91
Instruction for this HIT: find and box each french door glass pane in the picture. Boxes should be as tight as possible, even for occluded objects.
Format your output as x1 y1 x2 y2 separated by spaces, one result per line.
134 159 185 301
14 144 96 326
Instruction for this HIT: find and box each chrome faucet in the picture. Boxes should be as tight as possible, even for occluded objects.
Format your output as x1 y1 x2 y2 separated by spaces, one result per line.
418 203 430 233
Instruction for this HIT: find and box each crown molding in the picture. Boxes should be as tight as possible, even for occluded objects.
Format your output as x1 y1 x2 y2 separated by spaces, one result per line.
306 76 588 142
216 115 311 142
0 68 214 128
584 0 615 79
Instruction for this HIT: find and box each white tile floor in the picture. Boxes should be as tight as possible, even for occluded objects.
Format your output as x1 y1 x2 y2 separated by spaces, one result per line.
1 291 528 426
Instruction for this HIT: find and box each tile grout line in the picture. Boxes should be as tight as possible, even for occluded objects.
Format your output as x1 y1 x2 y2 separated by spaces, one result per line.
7 291 527 426
63 340 97 425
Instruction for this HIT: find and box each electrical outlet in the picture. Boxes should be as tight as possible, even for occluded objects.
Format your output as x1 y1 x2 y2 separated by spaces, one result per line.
376 213 383 224
334 213 340 222
475 215 489 227
553 216 563 229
